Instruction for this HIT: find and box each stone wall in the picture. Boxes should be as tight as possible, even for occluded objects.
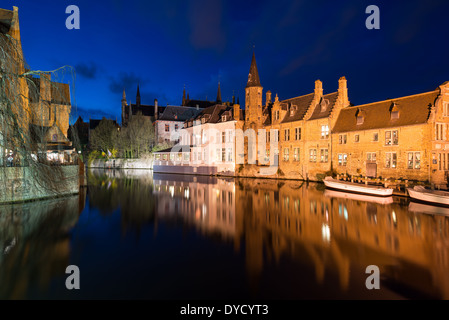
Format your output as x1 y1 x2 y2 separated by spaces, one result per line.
0 165 79 204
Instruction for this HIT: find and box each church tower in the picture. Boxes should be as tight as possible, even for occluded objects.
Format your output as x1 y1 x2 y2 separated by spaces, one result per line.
216 82 222 104
136 84 141 106
121 88 127 125
245 52 263 128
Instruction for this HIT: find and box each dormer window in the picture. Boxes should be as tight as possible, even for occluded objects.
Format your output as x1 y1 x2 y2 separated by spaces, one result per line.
290 104 297 116
201 118 206 124
222 115 227 122
356 109 365 125
390 102 400 120
320 98 329 112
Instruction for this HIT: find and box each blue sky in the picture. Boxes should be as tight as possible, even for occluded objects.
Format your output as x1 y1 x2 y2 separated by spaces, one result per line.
6 0 449 123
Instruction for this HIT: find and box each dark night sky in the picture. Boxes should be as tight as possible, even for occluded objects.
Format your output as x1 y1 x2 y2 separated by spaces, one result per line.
8 0 449 123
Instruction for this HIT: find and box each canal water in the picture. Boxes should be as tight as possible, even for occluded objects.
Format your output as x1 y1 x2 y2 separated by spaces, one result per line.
1 168 449 299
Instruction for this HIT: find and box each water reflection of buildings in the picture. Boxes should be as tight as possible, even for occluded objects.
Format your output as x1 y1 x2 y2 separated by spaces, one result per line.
153 173 236 239
88 169 449 299
0 190 85 299
236 179 449 299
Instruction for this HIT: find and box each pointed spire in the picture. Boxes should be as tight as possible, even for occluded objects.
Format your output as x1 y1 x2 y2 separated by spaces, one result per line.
182 85 186 106
246 52 261 88
237 97 240 104
136 84 141 106
122 88 126 101
216 82 222 104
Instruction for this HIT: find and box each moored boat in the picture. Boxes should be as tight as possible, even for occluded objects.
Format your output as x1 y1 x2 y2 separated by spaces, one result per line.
323 176 394 197
407 186 449 206
324 189 394 205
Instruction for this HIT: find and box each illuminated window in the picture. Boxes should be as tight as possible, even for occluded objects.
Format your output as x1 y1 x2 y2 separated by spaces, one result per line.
165 124 169 132
373 133 378 141
338 154 347 166
321 125 329 139
309 149 317 162
385 130 398 145
320 149 328 163
283 148 289 161
386 152 397 168
354 134 359 142
367 152 376 162
407 152 421 169
294 148 300 162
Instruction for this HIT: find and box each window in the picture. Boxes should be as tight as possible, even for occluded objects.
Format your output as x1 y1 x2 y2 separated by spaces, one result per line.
283 148 289 161
385 130 398 145
174 124 179 131
339 134 347 144
276 110 280 120
407 152 421 169
367 152 376 162
222 132 226 143
227 130 233 143
354 134 359 143
444 102 449 117
227 148 232 162
373 133 379 142
338 154 347 166
266 131 270 143
222 115 227 122
295 128 301 140
386 152 397 168
284 129 290 141
321 125 329 139
320 149 328 163
198 151 202 161
294 148 300 162
272 129 279 142
165 124 170 132
216 148 220 161
436 123 445 141
357 115 364 125
222 148 226 162
201 118 206 124
309 149 317 162
391 111 399 120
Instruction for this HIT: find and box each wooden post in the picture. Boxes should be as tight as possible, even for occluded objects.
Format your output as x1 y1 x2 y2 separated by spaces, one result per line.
365 176 368 185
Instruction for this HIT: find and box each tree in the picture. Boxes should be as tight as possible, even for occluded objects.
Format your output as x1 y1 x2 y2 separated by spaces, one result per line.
118 112 155 158
89 118 118 154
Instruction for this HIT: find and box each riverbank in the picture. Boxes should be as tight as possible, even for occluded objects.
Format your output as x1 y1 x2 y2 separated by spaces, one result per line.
0 165 80 204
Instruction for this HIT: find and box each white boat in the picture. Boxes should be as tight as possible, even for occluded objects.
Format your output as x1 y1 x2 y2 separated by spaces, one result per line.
323 176 394 197
324 189 394 205
407 186 449 206
408 202 449 215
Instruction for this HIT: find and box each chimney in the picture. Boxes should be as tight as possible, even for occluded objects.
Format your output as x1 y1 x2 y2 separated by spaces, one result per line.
234 103 240 120
314 80 323 98
338 76 349 106
266 90 272 105
154 99 158 120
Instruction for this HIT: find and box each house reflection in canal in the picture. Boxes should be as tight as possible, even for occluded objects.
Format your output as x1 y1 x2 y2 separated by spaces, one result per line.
151 173 449 299
0 190 85 299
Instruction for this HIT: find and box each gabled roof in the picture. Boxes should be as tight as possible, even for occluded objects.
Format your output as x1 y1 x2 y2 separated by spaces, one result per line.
333 90 439 133
158 106 203 121
183 99 216 109
190 104 235 124
307 92 338 121
280 93 315 124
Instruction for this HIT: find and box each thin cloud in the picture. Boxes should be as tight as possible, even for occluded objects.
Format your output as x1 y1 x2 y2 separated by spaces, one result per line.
75 62 98 79
109 72 149 94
